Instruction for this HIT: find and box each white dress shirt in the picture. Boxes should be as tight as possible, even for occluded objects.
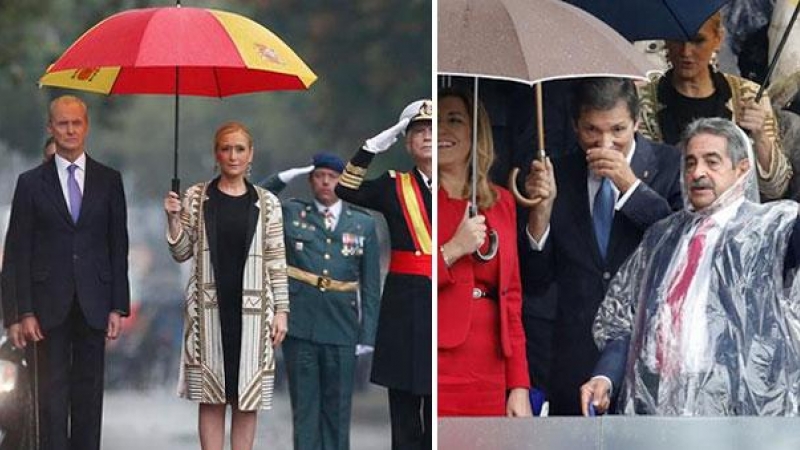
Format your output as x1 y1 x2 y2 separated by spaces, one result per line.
54 152 86 213
315 199 343 230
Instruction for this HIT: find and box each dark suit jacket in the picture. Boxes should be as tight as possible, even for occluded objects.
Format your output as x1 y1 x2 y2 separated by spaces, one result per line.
521 134 682 414
1 156 129 331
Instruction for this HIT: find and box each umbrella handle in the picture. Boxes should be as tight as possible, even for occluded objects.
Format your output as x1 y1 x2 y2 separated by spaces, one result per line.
508 167 544 208
172 178 181 196
473 229 499 262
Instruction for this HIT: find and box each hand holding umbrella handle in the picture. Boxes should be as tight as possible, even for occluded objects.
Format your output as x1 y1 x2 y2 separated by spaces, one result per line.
473 229 498 262
468 203 499 262
508 167 543 208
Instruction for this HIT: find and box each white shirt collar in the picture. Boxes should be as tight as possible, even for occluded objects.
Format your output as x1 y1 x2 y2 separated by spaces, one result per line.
54 152 86 173
315 199 342 218
416 168 432 190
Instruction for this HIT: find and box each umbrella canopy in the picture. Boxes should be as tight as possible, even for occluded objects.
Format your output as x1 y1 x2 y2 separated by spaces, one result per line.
565 0 731 42
39 6 316 95
439 0 655 86
39 6 316 192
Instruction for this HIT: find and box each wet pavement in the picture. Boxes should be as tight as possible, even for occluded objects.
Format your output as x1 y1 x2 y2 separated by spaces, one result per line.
102 385 391 450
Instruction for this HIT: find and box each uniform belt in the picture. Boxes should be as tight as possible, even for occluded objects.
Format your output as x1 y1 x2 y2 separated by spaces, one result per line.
389 250 432 278
287 266 359 292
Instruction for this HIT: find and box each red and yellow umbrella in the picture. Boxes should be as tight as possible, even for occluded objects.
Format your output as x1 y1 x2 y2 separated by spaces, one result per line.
39 5 317 190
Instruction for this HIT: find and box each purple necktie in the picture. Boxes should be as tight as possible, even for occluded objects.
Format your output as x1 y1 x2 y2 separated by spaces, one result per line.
67 164 82 223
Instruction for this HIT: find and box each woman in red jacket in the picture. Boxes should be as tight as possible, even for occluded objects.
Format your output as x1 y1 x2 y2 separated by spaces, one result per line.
438 88 531 417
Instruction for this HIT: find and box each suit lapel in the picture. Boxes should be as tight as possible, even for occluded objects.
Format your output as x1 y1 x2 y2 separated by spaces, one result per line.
560 155 604 267
607 136 658 261
77 156 99 226
40 159 74 226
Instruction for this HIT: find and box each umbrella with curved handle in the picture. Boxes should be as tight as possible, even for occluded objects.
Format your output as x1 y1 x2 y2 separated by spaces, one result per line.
439 0 656 215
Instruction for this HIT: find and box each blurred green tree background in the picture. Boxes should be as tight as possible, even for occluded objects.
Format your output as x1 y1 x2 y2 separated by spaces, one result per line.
0 0 432 202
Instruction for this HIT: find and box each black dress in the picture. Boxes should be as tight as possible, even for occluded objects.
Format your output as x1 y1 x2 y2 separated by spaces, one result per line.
209 183 250 402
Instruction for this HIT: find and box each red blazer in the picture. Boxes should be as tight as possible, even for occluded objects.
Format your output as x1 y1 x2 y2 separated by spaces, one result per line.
438 186 529 388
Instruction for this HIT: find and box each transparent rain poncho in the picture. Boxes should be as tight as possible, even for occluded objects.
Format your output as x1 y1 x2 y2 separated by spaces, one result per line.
593 124 800 415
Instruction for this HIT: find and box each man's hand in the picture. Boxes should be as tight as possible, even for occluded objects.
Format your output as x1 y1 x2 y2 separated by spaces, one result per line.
506 388 533 418
586 147 637 194
20 316 44 345
580 377 612 416
272 312 288 347
525 157 557 240
8 323 25 349
107 311 122 340
441 203 487 264
277 165 315 184
363 118 410 154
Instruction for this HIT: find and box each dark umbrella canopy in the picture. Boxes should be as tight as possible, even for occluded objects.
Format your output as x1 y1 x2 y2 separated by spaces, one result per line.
565 0 731 41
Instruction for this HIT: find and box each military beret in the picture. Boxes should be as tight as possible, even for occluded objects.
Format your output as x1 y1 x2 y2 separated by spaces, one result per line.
312 152 345 173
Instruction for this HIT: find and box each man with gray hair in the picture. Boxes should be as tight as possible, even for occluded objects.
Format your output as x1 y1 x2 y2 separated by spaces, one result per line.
581 117 800 416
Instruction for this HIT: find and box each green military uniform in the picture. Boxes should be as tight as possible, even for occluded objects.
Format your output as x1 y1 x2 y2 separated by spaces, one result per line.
261 175 380 450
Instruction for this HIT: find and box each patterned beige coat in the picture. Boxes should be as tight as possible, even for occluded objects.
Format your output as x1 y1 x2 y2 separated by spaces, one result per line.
638 72 792 200
167 181 288 411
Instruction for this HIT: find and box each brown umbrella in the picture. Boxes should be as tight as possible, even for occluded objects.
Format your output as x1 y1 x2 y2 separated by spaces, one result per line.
439 0 657 212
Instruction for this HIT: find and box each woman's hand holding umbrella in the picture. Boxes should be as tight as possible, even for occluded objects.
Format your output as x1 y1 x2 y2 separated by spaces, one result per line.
164 191 183 241
440 204 487 267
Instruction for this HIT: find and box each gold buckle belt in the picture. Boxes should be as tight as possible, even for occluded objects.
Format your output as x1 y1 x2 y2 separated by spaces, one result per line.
287 266 359 292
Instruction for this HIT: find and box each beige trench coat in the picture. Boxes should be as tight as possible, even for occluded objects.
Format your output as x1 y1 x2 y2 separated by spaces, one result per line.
167 181 289 411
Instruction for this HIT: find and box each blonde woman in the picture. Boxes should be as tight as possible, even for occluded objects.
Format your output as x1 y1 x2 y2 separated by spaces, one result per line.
164 122 288 450
437 88 531 417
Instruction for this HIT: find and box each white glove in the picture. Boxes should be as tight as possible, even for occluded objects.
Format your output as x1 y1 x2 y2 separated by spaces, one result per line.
362 118 410 154
355 344 374 356
277 164 315 183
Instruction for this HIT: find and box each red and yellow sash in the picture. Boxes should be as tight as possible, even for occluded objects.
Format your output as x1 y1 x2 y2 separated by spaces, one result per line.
390 171 432 278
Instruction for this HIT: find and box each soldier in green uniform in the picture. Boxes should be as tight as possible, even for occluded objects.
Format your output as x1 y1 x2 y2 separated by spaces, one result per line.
260 153 380 450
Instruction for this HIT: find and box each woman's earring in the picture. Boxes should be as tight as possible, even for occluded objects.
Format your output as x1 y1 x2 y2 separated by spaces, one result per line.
246 163 252 179
711 51 719 72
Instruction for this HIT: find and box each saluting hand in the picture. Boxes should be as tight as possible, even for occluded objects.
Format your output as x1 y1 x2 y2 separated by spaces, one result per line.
363 118 410 154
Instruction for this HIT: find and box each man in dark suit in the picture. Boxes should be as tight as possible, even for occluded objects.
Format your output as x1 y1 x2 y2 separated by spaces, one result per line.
260 153 380 450
1 95 129 450
336 100 432 450
521 78 682 415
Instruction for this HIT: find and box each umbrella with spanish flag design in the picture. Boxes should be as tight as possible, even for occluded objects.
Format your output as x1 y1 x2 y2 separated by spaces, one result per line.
39 3 317 191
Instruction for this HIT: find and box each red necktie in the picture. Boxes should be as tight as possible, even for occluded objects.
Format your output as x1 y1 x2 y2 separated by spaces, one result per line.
657 217 715 373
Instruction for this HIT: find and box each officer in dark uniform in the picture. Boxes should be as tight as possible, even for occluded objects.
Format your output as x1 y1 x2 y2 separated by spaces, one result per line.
335 100 432 450
260 153 380 450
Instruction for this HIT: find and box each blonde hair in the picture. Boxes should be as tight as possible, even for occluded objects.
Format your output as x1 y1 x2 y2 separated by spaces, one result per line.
438 88 498 210
214 121 253 151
